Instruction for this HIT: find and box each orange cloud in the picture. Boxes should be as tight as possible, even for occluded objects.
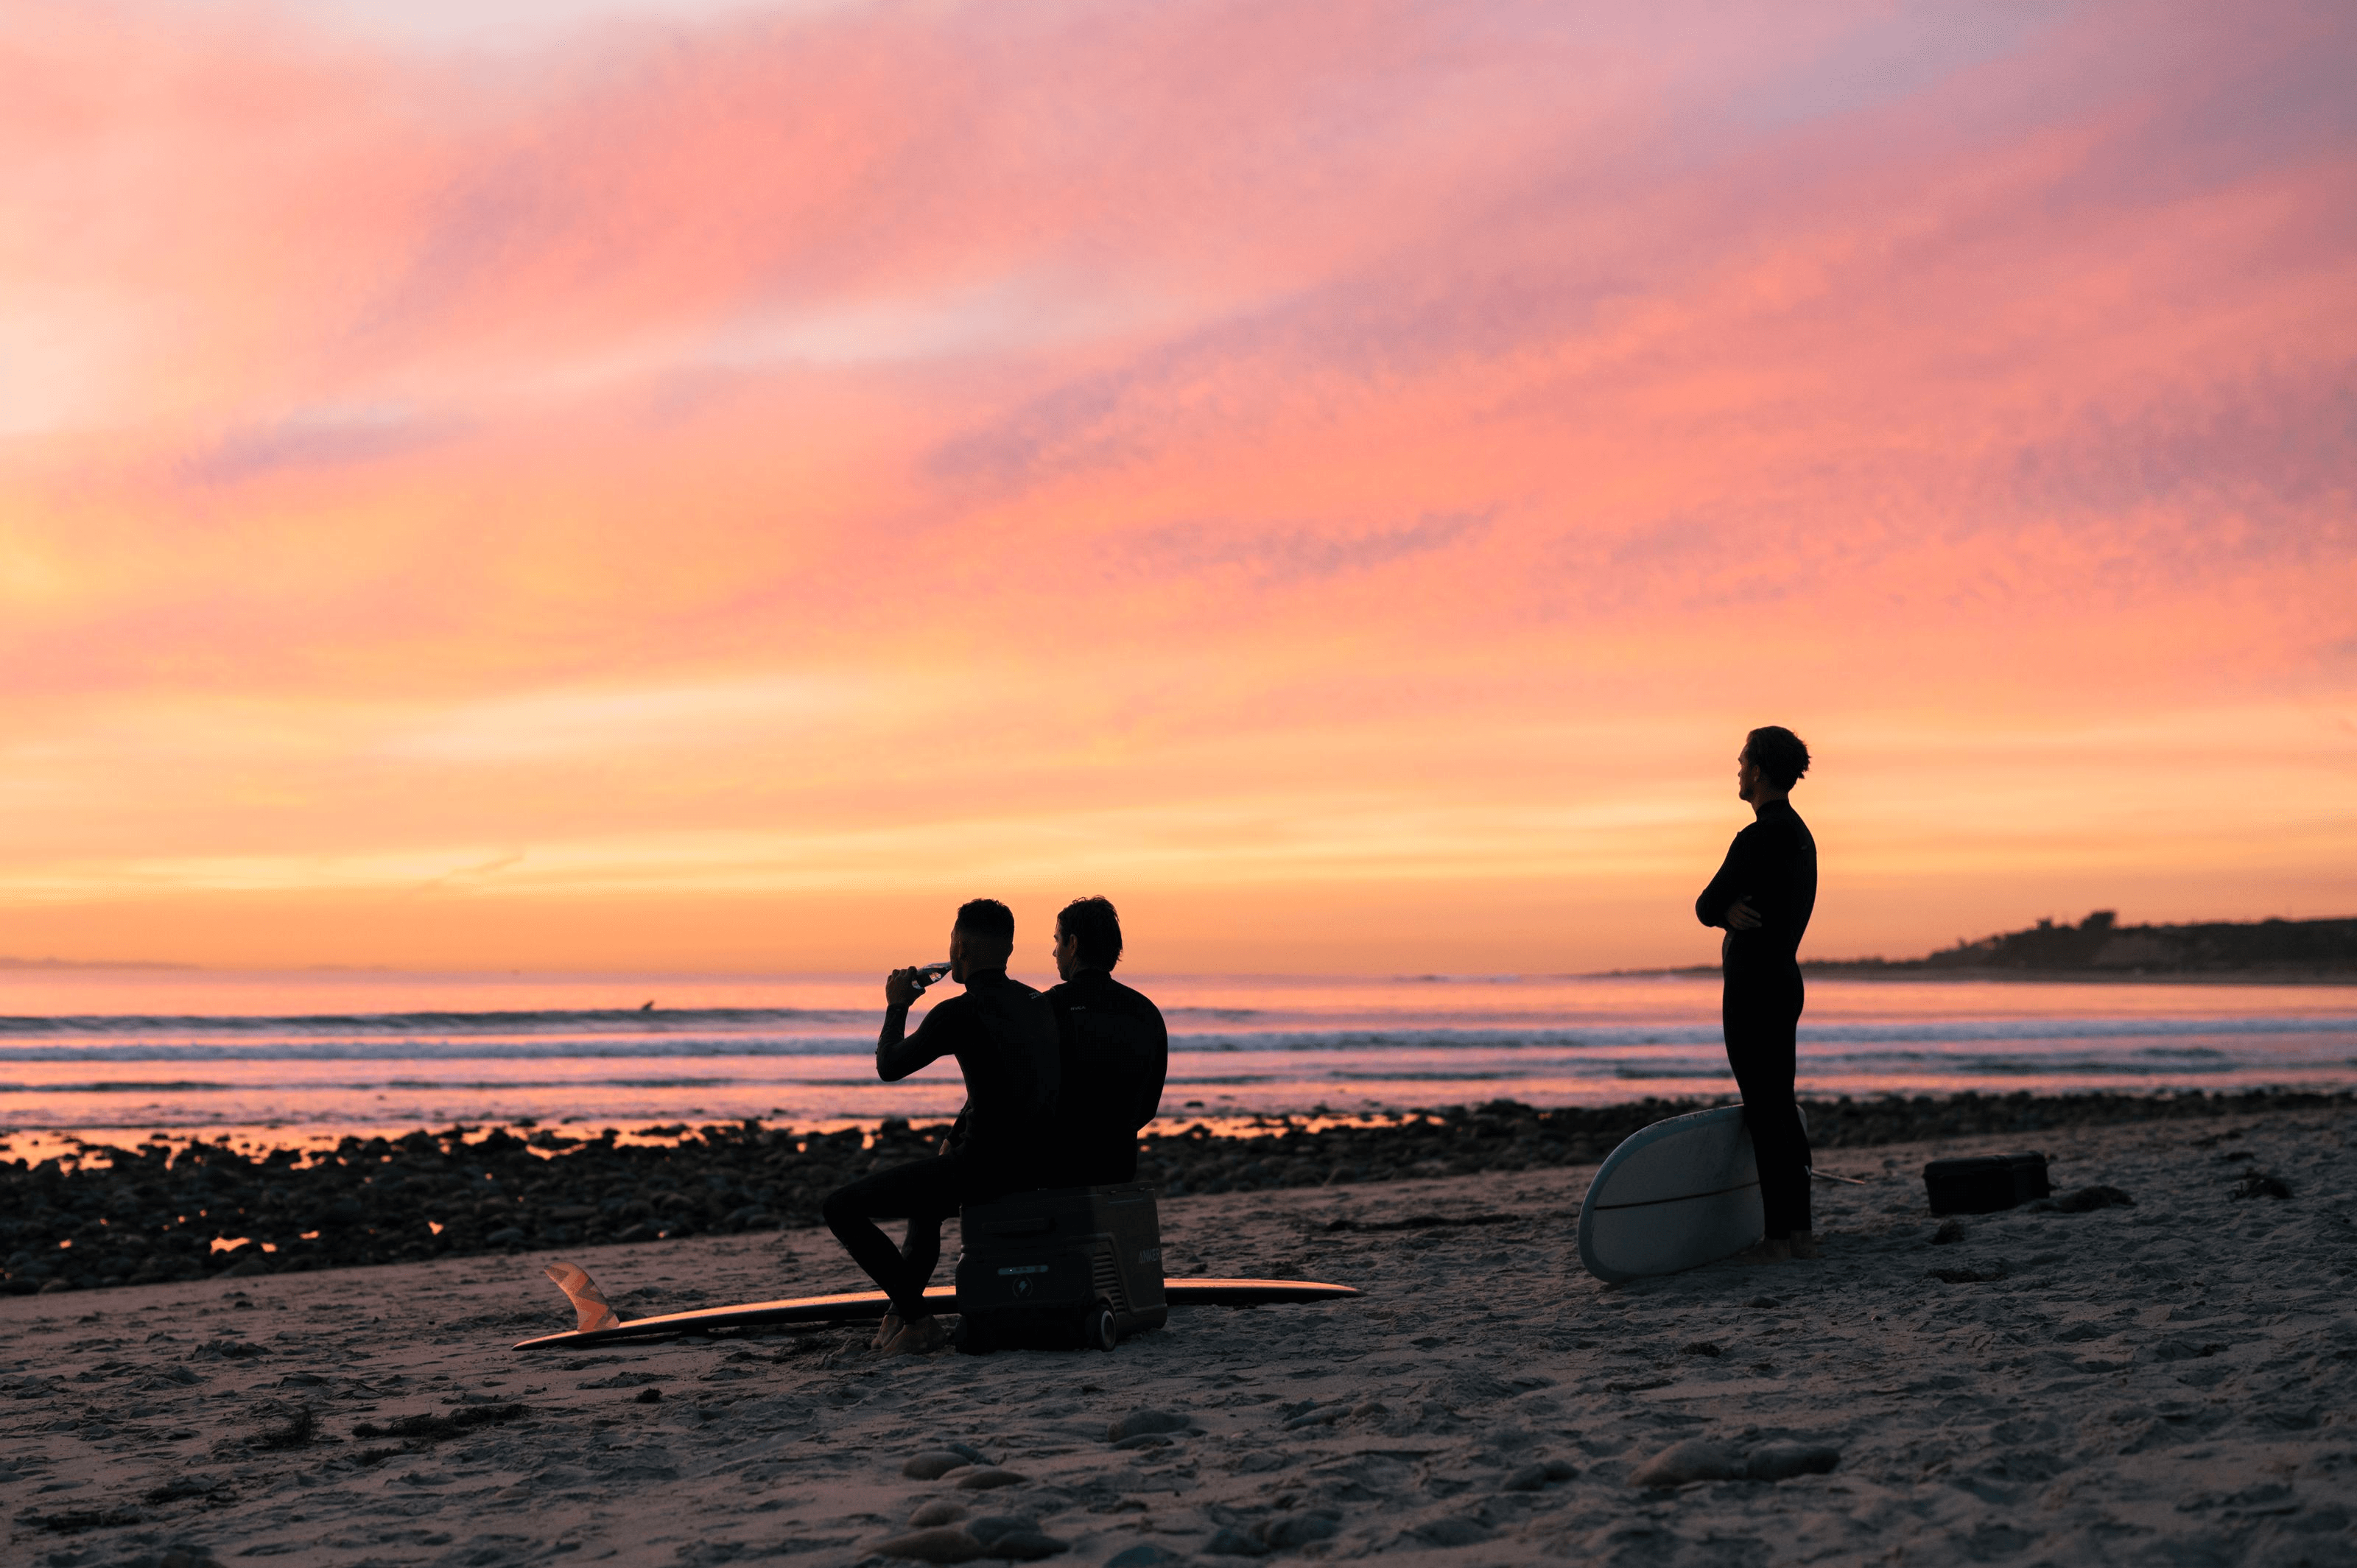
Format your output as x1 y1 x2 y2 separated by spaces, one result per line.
0 0 2350 970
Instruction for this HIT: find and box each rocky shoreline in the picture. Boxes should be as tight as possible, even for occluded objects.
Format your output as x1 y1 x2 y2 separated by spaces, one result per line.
5 1088 2350 1295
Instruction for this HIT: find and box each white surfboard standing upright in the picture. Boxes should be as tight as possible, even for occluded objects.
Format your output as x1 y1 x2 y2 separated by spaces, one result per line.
1578 1104 1799 1281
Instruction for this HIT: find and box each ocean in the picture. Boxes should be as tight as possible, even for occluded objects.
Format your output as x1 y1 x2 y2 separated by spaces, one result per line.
3 967 2353 1161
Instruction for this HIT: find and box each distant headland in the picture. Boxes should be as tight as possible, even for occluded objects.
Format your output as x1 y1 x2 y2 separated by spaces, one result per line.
1620 911 2357 982
1811 911 2357 981
0 956 194 971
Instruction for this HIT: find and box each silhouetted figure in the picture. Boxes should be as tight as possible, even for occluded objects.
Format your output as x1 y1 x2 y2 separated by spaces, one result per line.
1041 897 1168 1184
1696 725 1819 1261
821 899 1059 1354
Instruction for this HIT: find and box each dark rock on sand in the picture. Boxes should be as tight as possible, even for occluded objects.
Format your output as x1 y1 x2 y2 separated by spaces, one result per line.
1628 1438 1747 1488
1107 1410 1192 1442
1631 1436 1839 1486
2049 1184 2135 1212
966 1518 1067 1559
906 1451 977 1480
1745 1442 1842 1480
1257 1513 1340 1550
954 1468 1028 1491
1408 1516 1492 1547
1502 1459 1578 1490
876 1526 986 1563
1204 1527 1269 1556
2232 1170 2292 1200
1104 1548 1181 1568
1931 1218 1966 1244
909 1501 970 1527
982 1533 1067 1561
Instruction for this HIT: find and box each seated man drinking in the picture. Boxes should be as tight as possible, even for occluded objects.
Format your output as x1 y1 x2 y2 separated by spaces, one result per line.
821 898 1059 1355
1041 896 1168 1185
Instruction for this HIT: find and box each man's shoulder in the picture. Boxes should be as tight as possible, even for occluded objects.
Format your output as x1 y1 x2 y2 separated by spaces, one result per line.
919 986 978 1022
1746 803 1812 842
1059 971 1161 1005
1102 975 1164 1019
980 975 1054 1023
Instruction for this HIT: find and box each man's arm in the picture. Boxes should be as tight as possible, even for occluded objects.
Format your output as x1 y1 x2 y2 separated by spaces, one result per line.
1696 829 1757 929
877 970 955 1083
1135 1001 1170 1132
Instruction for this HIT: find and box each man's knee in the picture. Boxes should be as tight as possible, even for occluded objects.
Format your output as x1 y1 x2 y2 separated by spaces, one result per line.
821 1182 863 1230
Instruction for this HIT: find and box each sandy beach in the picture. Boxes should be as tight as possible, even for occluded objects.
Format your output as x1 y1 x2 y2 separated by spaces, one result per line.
5 1104 2351 1568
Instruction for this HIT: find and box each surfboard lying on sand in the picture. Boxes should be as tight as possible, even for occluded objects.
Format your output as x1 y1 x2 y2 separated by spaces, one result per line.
516 1262 1359 1351
1577 1104 1805 1282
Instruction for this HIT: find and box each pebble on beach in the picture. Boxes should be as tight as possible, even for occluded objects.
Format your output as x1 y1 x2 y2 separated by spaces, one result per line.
1745 1443 1842 1481
1503 1459 1579 1491
1103 1548 1181 1568
1629 1436 1842 1488
1202 1527 1268 1557
1627 1438 1748 1488
875 1527 986 1564
2048 1183 2135 1212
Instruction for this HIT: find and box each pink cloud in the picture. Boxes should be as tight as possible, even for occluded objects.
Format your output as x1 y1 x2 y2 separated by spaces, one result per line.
0 0 2352 961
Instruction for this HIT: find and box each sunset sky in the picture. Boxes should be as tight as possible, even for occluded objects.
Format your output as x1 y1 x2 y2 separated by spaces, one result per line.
1 0 2352 973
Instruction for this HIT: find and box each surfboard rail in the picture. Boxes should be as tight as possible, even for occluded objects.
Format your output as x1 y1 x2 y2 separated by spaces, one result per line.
1575 1103 1810 1282
511 1276 1360 1351
1576 1104 1759 1282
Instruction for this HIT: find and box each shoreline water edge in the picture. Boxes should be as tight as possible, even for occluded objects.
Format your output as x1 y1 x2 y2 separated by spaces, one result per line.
6 1087 2352 1295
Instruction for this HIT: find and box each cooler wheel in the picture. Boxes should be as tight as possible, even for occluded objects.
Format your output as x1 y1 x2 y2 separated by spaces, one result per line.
1082 1302 1117 1352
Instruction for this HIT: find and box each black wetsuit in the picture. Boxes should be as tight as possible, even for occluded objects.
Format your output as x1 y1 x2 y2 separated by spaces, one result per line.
1695 798 1818 1239
1041 969 1169 1185
821 970 1059 1318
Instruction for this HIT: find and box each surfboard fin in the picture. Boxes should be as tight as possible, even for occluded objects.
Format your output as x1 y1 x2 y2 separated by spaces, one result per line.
544 1261 622 1333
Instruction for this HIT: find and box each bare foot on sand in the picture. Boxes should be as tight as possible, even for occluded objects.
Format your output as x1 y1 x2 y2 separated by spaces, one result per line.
1735 1238 1792 1263
882 1315 949 1355
1787 1231 1822 1259
869 1310 904 1351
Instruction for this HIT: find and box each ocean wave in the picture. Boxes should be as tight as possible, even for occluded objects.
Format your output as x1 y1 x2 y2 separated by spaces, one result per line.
0 1015 2344 1065
0 1005 866 1038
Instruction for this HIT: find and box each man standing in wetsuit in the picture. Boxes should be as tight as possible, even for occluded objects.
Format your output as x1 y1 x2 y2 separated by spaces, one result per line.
1695 726 1819 1261
822 899 1059 1354
1040 897 1167 1185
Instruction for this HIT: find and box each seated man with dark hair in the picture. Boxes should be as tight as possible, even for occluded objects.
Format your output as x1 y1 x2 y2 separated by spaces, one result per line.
822 898 1060 1355
1041 896 1168 1185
